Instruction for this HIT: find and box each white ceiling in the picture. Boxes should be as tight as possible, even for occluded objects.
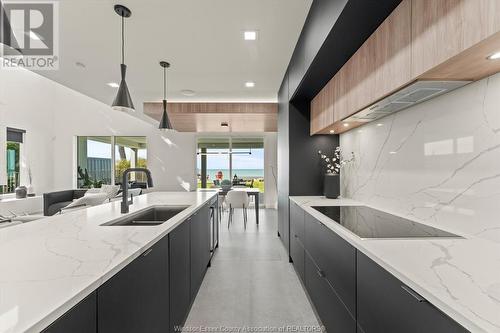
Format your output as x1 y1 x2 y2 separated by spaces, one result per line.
34 0 312 111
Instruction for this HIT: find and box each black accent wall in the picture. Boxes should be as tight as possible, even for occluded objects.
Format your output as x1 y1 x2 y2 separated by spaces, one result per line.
277 0 402 255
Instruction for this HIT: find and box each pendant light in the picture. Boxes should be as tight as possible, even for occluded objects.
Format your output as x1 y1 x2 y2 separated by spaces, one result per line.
159 61 174 130
112 4 134 112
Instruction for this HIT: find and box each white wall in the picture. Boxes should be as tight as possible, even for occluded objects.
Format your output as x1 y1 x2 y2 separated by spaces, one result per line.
0 66 198 201
340 72 500 244
0 67 56 194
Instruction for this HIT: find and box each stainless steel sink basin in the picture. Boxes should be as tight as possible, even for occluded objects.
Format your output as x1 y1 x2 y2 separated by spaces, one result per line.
101 206 190 226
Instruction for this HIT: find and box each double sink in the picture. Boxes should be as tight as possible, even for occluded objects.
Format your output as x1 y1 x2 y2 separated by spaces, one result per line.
101 206 189 226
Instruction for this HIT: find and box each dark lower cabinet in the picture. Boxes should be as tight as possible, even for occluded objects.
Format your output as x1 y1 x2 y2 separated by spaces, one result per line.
357 252 469 333
97 236 169 333
169 218 191 332
42 292 96 333
190 204 211 299
305 212 356 315
305 252 356 333
290 235 305 281
290 200 305 280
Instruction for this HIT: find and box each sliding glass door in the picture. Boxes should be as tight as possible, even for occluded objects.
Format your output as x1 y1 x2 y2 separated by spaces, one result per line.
196 137 264 192
197 138 230 188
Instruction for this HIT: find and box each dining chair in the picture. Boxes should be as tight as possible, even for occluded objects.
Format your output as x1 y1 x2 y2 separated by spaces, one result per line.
225 190 250 229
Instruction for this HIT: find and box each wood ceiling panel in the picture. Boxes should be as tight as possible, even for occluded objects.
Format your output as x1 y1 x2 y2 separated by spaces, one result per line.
143 102 277 132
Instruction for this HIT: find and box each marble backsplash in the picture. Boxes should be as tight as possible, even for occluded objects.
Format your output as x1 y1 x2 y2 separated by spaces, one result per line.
340 72 500 243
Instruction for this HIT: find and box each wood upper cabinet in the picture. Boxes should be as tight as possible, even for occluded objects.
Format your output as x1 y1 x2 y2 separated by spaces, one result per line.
310 0 500 135
412 0 500 79
311 0 411 134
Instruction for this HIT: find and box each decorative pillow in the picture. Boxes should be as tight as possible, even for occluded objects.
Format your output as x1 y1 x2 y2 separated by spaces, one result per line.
64 192 108 210
99 185 120 200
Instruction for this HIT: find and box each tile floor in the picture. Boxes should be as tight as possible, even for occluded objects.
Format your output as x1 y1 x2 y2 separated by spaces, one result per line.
184 208 321 332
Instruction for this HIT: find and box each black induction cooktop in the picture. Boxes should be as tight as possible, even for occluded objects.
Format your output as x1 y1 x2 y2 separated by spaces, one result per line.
311 206 460 239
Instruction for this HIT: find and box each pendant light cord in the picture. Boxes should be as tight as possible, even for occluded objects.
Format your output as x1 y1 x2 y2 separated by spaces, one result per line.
121 15 125 64
163 66 167 100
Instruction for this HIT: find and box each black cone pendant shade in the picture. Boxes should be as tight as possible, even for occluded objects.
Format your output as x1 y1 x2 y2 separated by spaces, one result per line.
112 5 135 112
159 61 174 130
112 63 134 111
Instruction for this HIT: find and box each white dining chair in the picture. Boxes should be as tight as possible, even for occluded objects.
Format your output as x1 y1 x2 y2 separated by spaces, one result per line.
225 190 250 229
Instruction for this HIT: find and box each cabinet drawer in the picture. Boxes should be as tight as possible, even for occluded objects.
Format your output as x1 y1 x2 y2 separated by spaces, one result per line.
305 253 356 333
357 252 468 333
98 236 169 333
290 235 305 282
290 200 305 243
304 212 356 315
42 292 96 333
169 219 191 331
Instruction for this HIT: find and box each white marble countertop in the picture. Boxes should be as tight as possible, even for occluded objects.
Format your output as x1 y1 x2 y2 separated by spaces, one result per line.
0 191 217 333
289 196 500 333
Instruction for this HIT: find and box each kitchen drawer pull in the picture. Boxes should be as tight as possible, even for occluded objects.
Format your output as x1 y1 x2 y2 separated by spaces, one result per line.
401 285 426 302
317 270 326 278
142 248 153 257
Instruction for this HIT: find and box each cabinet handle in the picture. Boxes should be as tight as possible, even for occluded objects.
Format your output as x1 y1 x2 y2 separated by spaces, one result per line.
401 285 426 303
317 270 326 278
142 248 153 257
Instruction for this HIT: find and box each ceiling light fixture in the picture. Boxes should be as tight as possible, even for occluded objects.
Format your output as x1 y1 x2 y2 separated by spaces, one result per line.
107 82 119 88
487 52 500 60
244 31 257 40
343 123 349 127
329 129 335 134
376 123 384 127
111 4 135 112
181 89 196 97
245 81 255 88
158 61 174 131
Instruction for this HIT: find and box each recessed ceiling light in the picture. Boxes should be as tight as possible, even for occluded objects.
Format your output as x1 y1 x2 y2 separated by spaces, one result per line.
376 123 384 127
245 81 255 88
244 31 257 40
329 129 335 134
487 52 500 60
389 151 397 154
181 89 196 97
107 82 119 88
343 123 349 127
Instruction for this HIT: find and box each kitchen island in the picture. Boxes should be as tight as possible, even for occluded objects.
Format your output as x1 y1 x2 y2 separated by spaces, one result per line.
0 191 218 333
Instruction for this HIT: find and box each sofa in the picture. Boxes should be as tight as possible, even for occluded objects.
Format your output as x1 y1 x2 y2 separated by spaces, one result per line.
43 189 87 216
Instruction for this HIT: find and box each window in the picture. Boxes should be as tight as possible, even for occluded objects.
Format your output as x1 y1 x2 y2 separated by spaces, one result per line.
1 128 24 194
77 136 112 188
76 136 147 188
197 137 264 192
114 136 148 186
